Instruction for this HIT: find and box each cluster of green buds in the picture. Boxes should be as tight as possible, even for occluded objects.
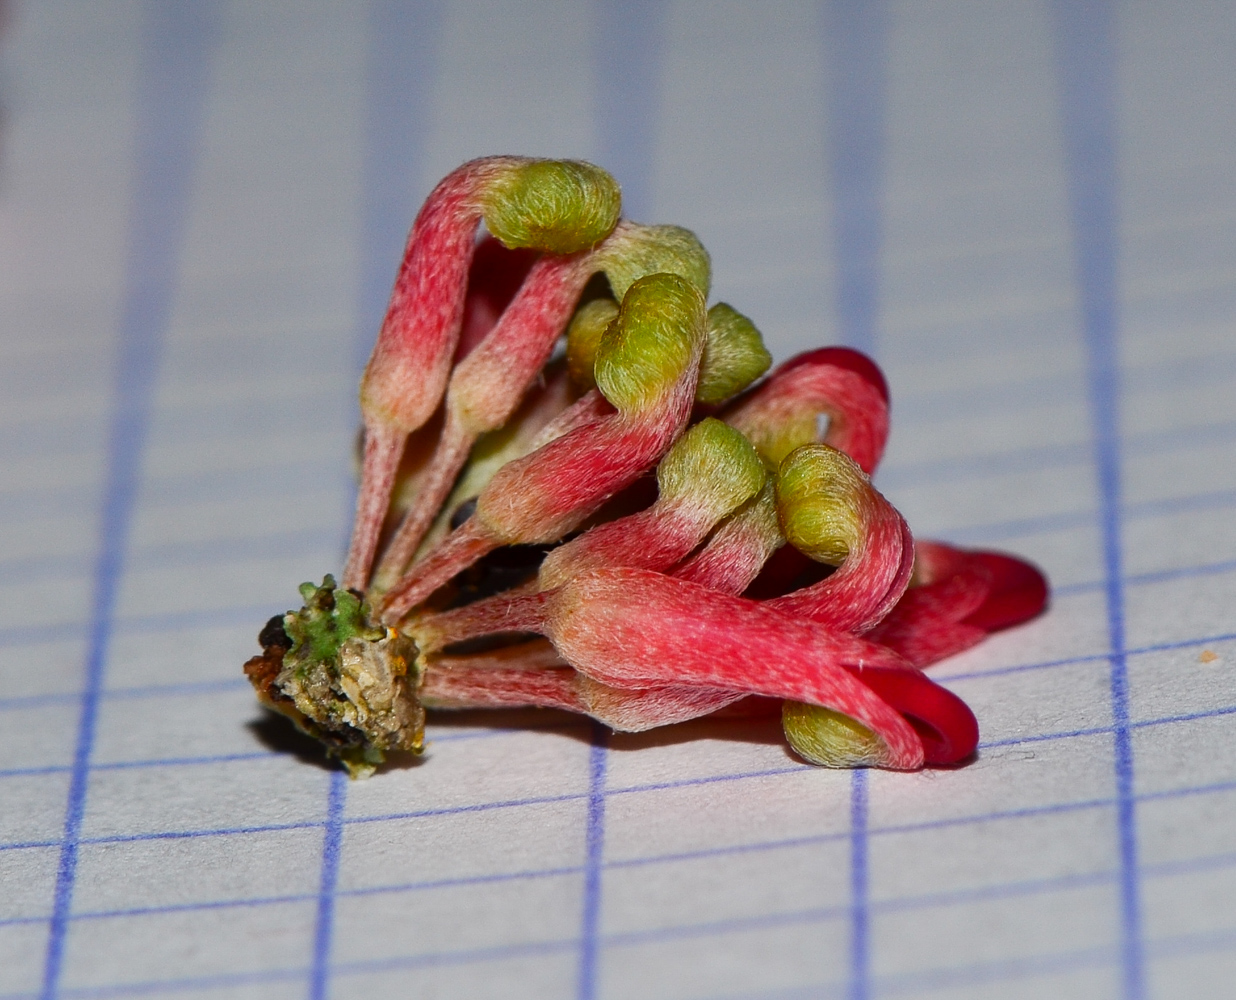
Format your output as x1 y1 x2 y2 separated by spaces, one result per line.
244 157 1048 778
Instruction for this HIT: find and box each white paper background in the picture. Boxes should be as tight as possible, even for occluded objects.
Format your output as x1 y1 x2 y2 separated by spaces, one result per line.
2 2 1235 998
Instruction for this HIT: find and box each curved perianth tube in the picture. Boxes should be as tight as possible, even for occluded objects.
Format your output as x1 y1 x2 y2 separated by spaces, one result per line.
370 222 714 588
420 640 747 732
672 481 782 595
722 346 889 475
765 444 913 634
344 157 621 591
538 567 926 769
867 540 1049 667
378 273 708 622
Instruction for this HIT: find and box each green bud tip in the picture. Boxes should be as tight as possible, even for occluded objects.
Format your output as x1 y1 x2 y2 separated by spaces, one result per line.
782 701 888 768
566 297 619 392
696 303 772 406
483 160 621 255
656 418 766 511
775 445 867 566
595 222 712 301
594 272 707 413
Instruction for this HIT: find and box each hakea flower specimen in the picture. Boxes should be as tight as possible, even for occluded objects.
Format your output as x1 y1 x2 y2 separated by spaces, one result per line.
378 271 708 621
344 156 621 591
245 156 1050 779
370 222 714 590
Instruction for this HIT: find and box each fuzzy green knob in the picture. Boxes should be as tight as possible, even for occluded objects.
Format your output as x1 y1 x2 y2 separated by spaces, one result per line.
775 445 867 566
594 273 707 413
697 303 772 406
782 702 888 767
483 160 621 254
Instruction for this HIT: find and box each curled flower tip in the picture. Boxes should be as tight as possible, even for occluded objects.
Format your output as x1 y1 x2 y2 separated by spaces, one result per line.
243 576 424 778
592 271 705 412
768 444 913 633
783 702 889 767
695 303 772 406
481 159 621 255
540 567 926 769
570 299 770 408
379 272 707 622
594 221 711 302
567 221 713 396
415 418 765 656
373 222 710 587
344 157 620 591
867 541 1050 668
783 666 978 768
536 417 765 589
723 346 890 474
673 479 784 594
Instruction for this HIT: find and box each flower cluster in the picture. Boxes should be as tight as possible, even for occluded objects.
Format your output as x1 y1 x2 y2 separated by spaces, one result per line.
244 156 1048 778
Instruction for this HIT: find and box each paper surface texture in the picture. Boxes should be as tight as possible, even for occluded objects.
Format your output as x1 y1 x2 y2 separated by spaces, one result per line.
2 2 1235 999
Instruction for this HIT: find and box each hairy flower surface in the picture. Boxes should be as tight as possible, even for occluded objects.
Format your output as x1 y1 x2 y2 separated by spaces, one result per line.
245 157 1049 776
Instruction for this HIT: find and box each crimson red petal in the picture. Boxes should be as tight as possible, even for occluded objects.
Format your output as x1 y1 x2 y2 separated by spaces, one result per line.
843 666 979 765
780 346 889 403
962 552 1050 632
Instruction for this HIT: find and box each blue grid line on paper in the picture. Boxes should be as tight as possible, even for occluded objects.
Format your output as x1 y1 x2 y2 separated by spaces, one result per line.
823 1 889 994
880 414 1236 492
3 695 1236 858
38 6 222 999
5 402 1234 567
308 769 346 1000
936 630 1236 684
824 0 889 360
9 837 1236 951
301 3 447 989
573 10 670 989
4 689 1234 789
10 913 1236 1000
576 725 609 1000
847 769 871 1000
4 457 1231 559
0 603 1228 719
0 525 339 587
1051 5 1145 1000
8 476 1236 651
941 483 1236 546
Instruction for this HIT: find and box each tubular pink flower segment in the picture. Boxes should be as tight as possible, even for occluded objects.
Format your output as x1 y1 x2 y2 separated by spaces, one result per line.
867 540 1050 667
245 156 1051 779
344 156 622 591
377 271 708 620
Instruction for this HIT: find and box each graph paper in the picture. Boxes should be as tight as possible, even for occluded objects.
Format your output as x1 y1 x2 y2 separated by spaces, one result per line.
2 1 1235 998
